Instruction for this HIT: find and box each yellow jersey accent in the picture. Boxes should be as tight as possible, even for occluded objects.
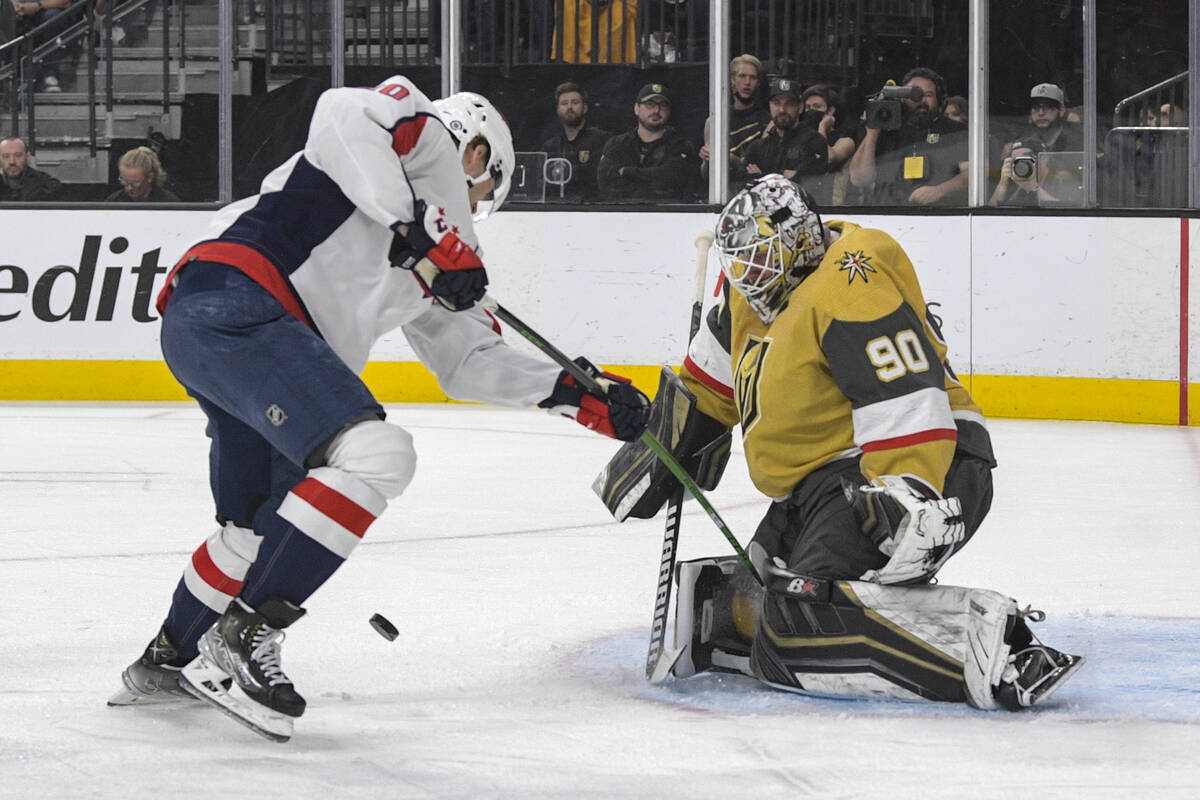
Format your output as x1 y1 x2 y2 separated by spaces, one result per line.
683 221 984 499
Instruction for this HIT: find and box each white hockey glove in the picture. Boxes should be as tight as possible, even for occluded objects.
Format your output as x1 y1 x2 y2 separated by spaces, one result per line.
850 474 966 585
390 200 488 311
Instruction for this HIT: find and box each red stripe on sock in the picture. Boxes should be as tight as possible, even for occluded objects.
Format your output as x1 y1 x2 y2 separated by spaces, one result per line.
191 542 244 596
291 477 377 537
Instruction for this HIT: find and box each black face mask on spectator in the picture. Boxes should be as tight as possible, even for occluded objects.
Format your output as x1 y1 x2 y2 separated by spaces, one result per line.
799 109 825 130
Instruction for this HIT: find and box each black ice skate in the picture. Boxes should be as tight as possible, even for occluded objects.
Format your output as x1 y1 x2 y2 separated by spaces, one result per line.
995 610 1085 710
180 596 307 742
996 642 1086 710
108 624 196 706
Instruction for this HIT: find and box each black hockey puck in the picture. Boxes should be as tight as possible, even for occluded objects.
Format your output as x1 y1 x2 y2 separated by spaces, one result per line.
369 612 398 642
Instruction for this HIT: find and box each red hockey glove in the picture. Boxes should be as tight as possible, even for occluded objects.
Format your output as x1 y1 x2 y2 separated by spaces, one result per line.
390 200 488 311
539 358 651 441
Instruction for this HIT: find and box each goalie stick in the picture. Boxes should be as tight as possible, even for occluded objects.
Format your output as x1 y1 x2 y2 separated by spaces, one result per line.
479 293 763 580
644 230 714 682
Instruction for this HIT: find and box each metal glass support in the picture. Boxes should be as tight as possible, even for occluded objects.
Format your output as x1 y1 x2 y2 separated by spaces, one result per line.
219 0 234 203
967 0 987 207
332 0 345 88
708 0 728 205
1083 0 1098 207
1191 0 1199 208
442 0 460 96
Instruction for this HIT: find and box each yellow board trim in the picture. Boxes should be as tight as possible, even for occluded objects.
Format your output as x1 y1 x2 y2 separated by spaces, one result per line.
0 359 1196 426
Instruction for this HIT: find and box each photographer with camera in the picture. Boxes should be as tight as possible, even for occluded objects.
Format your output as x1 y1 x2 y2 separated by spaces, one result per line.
987 138 1049 207
737 77 828 186
847 67 968 206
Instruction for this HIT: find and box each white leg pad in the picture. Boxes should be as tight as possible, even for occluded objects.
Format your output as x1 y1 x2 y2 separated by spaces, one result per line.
843 581 1016 708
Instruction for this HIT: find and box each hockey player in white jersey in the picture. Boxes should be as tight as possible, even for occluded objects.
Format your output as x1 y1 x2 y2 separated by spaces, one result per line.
109 76 650 741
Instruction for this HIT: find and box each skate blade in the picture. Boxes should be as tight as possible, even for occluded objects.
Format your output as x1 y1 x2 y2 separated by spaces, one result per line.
1029 654 1087 707
648 646 686 685
180 656 294 743
107 685 194 707
107 668 197 707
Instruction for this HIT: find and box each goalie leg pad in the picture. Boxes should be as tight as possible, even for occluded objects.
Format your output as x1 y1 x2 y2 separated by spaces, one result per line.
750 561 1019 706
592 366 731 520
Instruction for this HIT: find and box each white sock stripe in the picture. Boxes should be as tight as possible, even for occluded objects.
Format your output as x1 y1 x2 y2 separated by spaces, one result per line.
204 529 253 581
182 565 237 614
307 465 388 517
277 491 364 559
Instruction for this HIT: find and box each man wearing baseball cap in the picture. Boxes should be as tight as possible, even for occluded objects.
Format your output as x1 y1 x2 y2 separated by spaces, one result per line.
597 82 702 202
1027 82 1082 152
737 77 828 186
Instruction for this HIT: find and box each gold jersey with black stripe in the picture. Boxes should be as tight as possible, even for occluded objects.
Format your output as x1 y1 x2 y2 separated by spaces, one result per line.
681 220 988 500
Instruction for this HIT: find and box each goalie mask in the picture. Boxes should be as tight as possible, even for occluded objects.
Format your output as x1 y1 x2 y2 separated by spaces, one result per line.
715 174 826 323
434 92 515 221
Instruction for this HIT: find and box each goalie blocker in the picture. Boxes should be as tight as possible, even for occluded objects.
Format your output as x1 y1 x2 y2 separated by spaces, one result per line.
593 367 732 521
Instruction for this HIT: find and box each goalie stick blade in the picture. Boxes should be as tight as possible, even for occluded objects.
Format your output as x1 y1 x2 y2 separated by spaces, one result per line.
648 646 687 685
180 655 294 743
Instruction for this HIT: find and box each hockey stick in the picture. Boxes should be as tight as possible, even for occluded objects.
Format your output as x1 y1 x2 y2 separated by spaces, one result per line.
645 229 715 682
479 294 763 587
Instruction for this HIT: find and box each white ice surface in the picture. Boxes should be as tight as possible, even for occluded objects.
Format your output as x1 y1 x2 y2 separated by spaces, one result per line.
2 404 1199 798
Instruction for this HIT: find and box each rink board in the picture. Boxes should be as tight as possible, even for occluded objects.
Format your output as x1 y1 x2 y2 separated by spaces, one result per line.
0 209 1193 424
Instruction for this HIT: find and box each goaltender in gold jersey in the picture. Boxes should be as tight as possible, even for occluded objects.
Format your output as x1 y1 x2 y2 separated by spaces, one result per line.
596 174 1083 710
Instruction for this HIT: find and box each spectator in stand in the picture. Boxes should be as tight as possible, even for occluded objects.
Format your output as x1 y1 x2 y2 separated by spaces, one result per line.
797 83 859 205
988 137 1050 207
945 95 968 124
539 82 611 203
597 82 701 203
0 136 63 200
738 77 827 186
555 0 637 64
1155 101 1186 127
106 146 180 202
847 67 968 206
11 0 71 92
700 54 770 184
1025 83 1082 152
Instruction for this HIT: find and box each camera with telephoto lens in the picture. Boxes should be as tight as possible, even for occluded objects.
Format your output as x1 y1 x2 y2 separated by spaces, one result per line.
1009 139 1042 180
865 83 924 130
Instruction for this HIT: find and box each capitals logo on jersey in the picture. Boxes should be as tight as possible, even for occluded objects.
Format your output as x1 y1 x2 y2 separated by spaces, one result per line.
838 250 876 285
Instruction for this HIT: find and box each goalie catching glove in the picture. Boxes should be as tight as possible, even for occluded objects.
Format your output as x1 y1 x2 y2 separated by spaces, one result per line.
848 474 966 585
390 199 488 311
593 367 732 520
539 358 650 442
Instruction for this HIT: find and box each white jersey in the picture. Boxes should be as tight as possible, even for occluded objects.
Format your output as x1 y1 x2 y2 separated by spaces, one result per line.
166 75 559 407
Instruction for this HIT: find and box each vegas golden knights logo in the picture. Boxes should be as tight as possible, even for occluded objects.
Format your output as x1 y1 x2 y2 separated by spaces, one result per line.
735 335 771 433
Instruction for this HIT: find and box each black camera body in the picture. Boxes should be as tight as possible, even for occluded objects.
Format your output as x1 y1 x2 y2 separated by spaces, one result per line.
865 84 924 130
1011 155 1037 180
1008 138 1043 181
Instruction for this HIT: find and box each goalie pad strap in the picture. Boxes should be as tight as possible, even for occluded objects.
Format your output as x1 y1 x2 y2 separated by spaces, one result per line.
592 366 732 520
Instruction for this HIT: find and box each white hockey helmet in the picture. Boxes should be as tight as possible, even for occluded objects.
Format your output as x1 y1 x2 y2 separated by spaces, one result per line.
434 91 515 220
715 174 826 323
